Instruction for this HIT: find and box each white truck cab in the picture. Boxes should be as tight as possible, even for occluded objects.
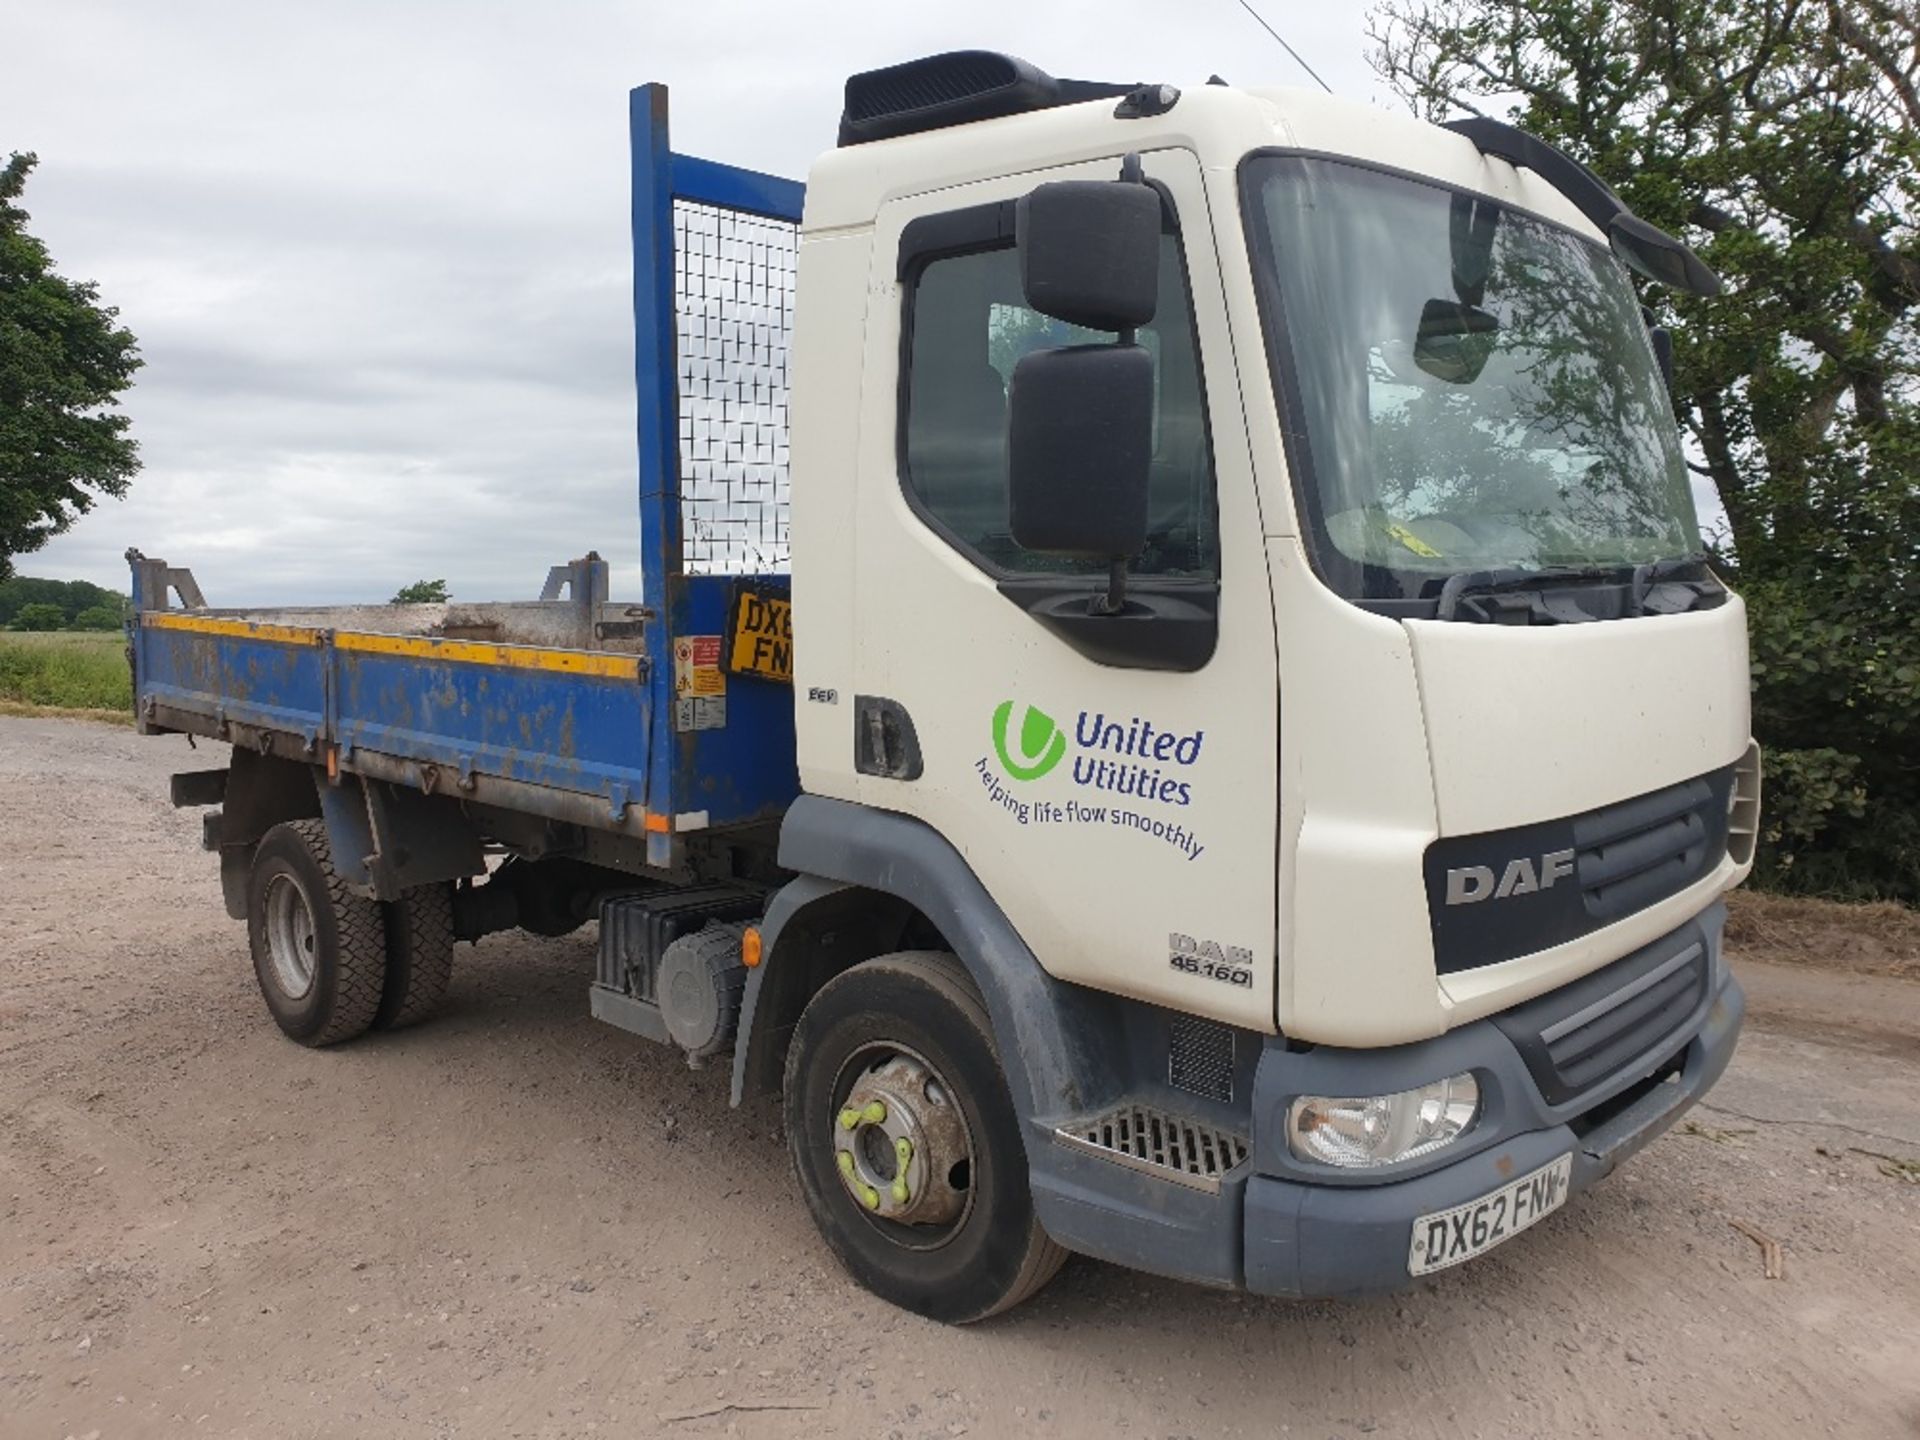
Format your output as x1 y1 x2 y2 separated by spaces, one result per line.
767 52 1755 1314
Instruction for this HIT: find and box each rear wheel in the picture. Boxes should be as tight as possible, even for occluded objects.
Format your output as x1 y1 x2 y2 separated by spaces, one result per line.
376 883 456 1030
783 951 1067 1323
246 819 387 1046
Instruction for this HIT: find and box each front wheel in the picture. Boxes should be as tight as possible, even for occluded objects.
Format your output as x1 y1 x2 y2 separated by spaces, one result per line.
783 951 1067 1323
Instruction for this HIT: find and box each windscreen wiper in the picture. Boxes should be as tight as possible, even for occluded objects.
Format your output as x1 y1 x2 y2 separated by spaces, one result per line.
1433 554 1719 623
1629 551 1714 615
1434 563 1626 621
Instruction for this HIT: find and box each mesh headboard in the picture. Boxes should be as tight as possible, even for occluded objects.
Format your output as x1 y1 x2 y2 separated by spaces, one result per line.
673 199 797 575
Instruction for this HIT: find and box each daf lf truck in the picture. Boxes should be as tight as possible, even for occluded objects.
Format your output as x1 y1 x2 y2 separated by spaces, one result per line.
130 51 1759 1321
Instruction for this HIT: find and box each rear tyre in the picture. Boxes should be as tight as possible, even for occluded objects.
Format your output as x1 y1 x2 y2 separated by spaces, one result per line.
376 882 456 1030
246 819 387 1046
784 951 1068 1323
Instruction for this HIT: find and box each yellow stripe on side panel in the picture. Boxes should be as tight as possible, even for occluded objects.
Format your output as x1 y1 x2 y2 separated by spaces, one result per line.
333 631 643 680
142 614 325 646
140 613 642 680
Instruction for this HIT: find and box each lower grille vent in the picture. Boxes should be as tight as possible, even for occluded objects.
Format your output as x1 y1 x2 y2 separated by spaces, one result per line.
1055 1105 1249 1193
1168 1015 1235 1103
1542 943 1706 1098
1492 922 1712 1107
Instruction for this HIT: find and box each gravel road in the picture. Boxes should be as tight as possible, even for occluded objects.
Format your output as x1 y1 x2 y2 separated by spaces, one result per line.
3 716 1918 1439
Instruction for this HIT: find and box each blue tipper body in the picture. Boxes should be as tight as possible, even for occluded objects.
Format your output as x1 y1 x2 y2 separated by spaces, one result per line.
127 85 808 861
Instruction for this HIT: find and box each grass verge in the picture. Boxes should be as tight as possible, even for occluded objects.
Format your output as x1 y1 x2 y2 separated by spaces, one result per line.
1726 888 1919 981
0 699 135 725
0 632 133 714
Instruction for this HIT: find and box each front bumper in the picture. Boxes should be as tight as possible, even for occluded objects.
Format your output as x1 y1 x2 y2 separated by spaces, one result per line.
1244 963 1742 1297
1029 903 1746 1299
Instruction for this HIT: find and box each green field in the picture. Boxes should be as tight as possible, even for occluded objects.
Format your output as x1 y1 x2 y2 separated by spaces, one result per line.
0 631 133 714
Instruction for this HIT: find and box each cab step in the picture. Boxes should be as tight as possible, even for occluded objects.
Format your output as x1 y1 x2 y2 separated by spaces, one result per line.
1053 1104 1249 1194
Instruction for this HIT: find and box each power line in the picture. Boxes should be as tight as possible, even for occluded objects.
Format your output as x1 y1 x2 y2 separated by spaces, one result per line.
1231 0 1335 94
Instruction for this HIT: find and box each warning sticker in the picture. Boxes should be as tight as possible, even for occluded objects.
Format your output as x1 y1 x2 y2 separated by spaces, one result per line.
675 695 727 732
674 634 726 698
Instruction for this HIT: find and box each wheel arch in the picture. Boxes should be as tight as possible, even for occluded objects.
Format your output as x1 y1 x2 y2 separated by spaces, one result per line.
211 750 324 919
215 754 484 912
731 875 918 1105
730 796 1114 1131
219 749 323 843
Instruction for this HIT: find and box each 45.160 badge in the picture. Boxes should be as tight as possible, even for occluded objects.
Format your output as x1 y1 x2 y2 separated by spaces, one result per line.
1168 932 1254 988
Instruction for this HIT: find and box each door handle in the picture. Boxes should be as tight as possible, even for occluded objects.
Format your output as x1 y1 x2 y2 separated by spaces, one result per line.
854 696 923 780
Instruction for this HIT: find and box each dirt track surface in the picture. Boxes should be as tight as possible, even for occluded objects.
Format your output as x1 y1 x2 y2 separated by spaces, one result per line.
4 715 1919 1439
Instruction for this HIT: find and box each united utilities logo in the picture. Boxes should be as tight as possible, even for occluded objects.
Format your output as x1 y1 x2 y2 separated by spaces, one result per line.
990 701 1204 803
991 701 1066 782
976 698 1208 863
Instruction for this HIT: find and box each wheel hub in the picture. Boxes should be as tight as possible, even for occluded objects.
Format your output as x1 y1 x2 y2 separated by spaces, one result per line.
263 873 318 1000
831 1053 970 1226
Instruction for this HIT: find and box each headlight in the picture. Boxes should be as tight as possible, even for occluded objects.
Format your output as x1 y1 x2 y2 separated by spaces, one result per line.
1286 1073 1480 1168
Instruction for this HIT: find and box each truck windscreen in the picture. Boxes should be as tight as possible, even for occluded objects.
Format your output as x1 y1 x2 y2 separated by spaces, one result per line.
1243 155 1701 604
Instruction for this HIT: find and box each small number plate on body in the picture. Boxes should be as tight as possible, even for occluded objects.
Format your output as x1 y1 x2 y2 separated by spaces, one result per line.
1408 1153 1572 1277
726 587 793 682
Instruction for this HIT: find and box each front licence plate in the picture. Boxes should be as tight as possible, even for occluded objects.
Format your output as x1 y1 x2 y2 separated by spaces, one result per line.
1408 1154 1572 1277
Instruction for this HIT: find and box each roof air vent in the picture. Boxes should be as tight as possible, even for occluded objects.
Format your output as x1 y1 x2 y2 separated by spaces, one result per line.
838 50 1135 147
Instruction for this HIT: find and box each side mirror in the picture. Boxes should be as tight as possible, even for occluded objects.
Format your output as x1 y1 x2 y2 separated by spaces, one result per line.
1007 343 1153 563
1017 180 1160 331
1610 213 1721 297
1415 298 1500 384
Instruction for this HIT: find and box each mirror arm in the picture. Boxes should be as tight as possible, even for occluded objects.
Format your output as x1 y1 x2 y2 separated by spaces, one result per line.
1092 154 1151 615
1090 316 1144 617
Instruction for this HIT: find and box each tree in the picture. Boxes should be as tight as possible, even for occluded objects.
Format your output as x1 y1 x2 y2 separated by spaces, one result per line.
71 604 121 630
0 575 124 627
391 579 449 604
13 602 64 631
1369 0 1920 900
0 153 142 581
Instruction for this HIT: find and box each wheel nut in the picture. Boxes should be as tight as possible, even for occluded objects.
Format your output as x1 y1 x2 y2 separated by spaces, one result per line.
836 1149 880 1210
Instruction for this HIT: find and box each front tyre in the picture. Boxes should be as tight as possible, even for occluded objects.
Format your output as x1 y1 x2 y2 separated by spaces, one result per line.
246 819 388 1046
783 951 1067 1323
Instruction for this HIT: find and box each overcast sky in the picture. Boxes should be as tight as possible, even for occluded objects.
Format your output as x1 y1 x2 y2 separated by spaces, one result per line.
6 1 1390 606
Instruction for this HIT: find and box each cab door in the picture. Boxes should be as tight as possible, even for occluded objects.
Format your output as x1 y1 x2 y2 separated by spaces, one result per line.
846 147 1279 1030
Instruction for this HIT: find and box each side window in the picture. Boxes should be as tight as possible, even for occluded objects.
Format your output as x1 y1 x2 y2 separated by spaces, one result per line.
904 235 1216 578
